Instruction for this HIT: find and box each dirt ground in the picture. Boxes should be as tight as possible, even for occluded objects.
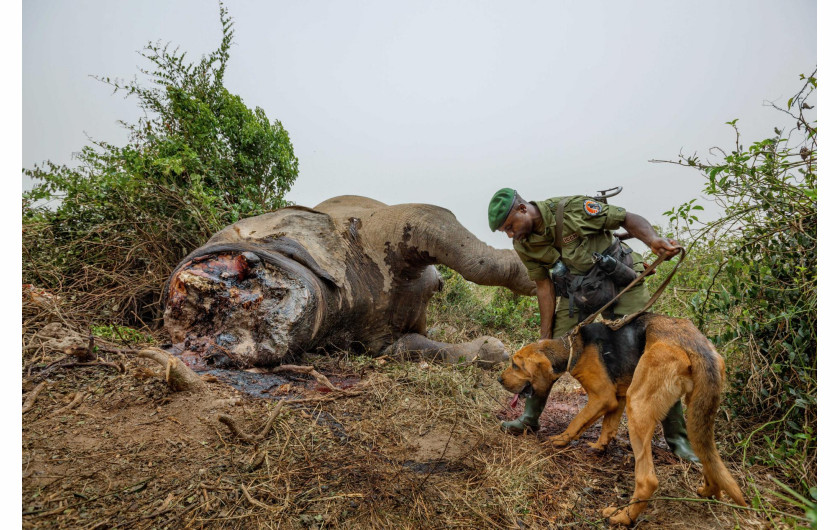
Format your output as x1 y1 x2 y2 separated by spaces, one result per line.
22 336 808 530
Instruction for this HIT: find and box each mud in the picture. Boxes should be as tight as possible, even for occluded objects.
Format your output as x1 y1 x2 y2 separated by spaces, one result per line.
382 223 442 335
170 343 361 400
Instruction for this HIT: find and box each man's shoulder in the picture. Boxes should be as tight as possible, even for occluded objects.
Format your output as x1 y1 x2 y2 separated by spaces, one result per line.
538 195 589 209
560 195 626 216
535 195 595 219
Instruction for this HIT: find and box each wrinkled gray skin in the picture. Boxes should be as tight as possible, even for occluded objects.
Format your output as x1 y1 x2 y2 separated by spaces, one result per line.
164 195 535 368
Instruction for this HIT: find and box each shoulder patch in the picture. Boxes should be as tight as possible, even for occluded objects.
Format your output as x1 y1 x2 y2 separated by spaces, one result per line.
583 199 602 216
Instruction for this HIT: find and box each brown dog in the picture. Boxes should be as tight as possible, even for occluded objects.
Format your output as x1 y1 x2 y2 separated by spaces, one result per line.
498 313 746 525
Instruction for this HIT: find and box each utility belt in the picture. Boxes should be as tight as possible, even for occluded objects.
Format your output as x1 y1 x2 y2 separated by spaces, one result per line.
549 238 639 321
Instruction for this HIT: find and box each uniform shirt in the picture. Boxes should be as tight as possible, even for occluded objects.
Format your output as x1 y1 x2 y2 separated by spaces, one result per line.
513 195 627 280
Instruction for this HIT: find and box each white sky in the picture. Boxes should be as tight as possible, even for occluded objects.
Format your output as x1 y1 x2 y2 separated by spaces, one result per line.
22 0 816 249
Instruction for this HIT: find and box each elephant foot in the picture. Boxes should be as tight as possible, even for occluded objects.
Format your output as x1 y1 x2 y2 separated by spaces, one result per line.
383 333 509 367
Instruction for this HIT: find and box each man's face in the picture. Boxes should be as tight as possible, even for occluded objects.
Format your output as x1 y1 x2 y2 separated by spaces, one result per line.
500 204 532 242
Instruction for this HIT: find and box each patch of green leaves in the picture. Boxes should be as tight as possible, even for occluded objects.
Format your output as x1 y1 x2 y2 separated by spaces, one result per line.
91 324 153 345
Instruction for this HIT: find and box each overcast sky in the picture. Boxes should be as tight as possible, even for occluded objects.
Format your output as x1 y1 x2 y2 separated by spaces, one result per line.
22 0 816 250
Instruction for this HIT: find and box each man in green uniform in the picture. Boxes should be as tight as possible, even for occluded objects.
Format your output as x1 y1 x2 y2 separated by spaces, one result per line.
488 188 698 462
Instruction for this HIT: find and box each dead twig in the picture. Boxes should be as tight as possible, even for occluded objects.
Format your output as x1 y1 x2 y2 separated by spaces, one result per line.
24 357 125 386
217 415 259 444
70 360 124 372
51 391 87 416
23 477 153 517
270 365 341 391
240 483 281 511
143 492 175 519
80 333 97 362
138 348 205 392
96 345 138 355
218 388 365 445
22 382 49 414
244 451 266 472
23 355 73 384
259 389 367 437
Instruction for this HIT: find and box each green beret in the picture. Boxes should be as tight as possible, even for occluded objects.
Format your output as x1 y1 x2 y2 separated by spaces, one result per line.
488 188 516 231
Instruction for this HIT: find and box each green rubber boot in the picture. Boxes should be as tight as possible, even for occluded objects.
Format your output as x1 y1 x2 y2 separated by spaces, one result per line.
661 401 700 463
501 395 547 435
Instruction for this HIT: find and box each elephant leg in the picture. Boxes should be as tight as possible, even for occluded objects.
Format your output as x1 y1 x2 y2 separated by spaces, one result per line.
383 333 509 367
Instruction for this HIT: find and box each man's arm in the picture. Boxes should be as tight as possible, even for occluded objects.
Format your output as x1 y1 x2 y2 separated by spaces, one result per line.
621 212 681 259
535 278 556 339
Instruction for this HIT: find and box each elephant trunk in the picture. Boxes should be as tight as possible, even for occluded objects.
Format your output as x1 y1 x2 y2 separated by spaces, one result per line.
381 204 535 296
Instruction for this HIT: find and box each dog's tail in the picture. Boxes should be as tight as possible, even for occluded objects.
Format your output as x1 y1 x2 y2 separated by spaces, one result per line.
676 320 747 506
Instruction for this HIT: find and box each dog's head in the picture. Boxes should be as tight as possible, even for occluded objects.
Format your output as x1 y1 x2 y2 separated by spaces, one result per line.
497 341 560 400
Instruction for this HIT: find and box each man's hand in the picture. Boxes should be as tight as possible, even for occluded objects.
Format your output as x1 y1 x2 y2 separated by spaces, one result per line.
621 213 682 261
649 237 682 260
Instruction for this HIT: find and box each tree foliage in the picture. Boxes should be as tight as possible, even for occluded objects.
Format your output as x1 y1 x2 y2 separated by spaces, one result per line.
23 3 298 325
657 71 816 492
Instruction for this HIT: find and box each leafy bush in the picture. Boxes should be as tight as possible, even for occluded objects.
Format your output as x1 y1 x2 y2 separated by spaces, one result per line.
22 3 298 325
657 72 816 491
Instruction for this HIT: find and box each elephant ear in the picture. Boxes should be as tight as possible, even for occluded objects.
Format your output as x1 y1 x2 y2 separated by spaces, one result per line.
284 205 330 214
169 241 337 288
256 237 337 285
194 207 350 287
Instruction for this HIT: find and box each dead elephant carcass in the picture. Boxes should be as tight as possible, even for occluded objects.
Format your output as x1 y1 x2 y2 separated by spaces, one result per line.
164 195 535 367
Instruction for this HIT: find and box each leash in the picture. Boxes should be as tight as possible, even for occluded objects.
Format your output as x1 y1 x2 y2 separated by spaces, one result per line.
563 246 686 373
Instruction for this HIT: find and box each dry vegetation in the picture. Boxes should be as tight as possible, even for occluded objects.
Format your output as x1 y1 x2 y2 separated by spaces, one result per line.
22 286 809 529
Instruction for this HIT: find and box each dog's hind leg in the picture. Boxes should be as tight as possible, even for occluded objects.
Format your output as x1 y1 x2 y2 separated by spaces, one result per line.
603 346 687 526
686 353 747 506
588 396 625 452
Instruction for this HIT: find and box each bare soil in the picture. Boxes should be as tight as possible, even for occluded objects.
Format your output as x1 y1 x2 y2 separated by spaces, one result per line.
22 327 801 528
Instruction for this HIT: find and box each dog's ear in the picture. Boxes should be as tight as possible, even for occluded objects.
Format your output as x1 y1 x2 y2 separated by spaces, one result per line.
540 338 569 359
524 347 558 396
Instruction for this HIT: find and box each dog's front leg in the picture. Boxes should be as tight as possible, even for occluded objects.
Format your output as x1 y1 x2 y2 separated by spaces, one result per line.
588 396 626 452
549 390 617 448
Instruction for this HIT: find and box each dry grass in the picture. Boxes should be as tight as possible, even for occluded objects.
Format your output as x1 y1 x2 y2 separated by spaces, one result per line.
22 289 809 529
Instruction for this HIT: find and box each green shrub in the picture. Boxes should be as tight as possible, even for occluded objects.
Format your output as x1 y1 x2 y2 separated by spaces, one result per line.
22 3 298 325
657 72 816 492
